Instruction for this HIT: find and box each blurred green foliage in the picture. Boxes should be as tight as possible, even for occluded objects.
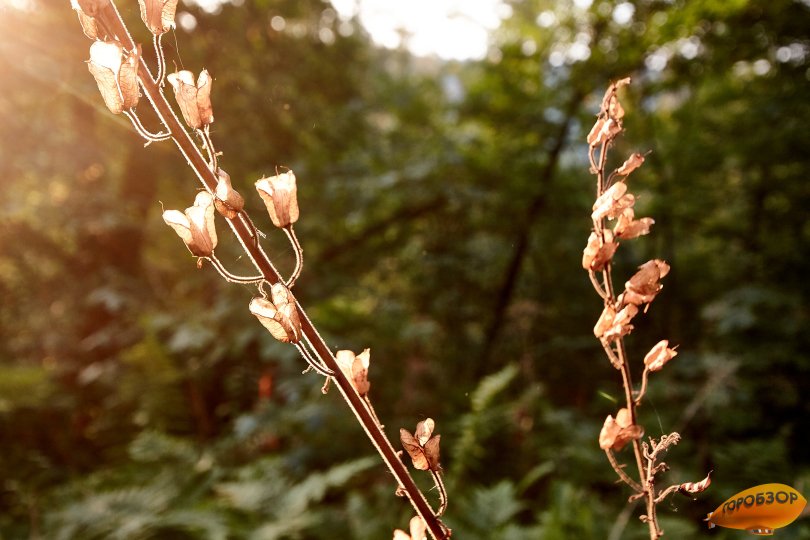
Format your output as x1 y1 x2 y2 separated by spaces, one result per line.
0 0 808 538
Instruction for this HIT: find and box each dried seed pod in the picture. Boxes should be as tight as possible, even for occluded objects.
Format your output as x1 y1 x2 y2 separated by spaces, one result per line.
599 408 643 451
167 69 213 129
614 208 654 239
643 340 678 372
255 171 299 228
335 348 371 396
602 304 638 341
162 191 218 257
400 418 441 471
71 0 110 39
249 283 302 344
616 152 645 177
214 169 244 219
393 516 427 540
592 182 635 221
582 230 618 272
87 41 140 115
623 259 670 307
138 0 178 35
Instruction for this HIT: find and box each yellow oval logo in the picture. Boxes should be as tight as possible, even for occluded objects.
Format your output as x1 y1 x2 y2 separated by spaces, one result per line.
706 484 807 535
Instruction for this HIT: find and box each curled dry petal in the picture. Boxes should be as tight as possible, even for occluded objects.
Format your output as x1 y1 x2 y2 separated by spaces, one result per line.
87 41 140 115
400 418 441 471
256 171 299 228
214 169 244 219
249 284 302 344
679 472 712 495
335 348 371 396
167 69 214 129
644 340 678 372
582 230 618 272
162 191 218 257
138 0 179 35
616 152 645 177
599 408 643 451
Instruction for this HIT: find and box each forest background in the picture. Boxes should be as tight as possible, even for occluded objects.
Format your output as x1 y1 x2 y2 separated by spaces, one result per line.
0 0 808 538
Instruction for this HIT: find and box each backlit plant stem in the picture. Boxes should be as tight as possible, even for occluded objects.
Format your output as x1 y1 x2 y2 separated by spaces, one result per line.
79 3 449 538
590 116 656 539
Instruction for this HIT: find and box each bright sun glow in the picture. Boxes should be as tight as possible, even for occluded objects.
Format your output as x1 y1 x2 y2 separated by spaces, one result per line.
330 0 506 60
184 0 507 61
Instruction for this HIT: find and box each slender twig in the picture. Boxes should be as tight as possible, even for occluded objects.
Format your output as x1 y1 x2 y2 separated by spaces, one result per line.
153 33 166 86
430 470 448 516
123 109 171 143
76 4 450 538
206 254 264 284
605 449 643 492
635 367 651 405
283 225 303 287
588 269 609 299
294 342 333 378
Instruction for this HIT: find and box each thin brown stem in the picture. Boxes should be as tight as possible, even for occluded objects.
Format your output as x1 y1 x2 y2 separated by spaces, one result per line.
283 225 303 288
605 449 642 492
83 4 450 538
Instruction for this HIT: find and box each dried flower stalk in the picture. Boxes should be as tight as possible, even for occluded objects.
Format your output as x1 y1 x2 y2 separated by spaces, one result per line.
67 2 450 538
584 78 709 539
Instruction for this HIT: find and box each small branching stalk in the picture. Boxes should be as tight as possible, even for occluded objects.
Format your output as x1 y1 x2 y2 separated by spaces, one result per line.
67 1 450 537
583 78 711 539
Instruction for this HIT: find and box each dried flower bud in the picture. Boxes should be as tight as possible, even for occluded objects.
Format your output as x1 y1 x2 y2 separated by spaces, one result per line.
623 259 670 307
335 349 371 396
616 153 645 177
163 191 218 257
167 69 213 129
614 209 654 239
599 408 643 451
582 230 618 272
213 169 244 219
644 340 678 372
255 171 299 228
592 182 635 221
87 41 140 115
138 0 178 35
249 283 302 344
679 472 712 495
393 516 427 540
400 418 441 471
